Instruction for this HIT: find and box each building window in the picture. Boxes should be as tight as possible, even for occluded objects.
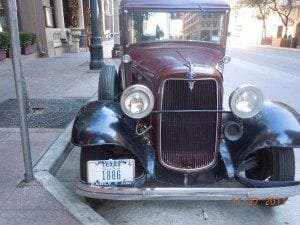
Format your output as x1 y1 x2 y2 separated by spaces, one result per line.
63 0 71 27
213 21 220 27
212 30 219 36
201 30 211 42
201 21 211 27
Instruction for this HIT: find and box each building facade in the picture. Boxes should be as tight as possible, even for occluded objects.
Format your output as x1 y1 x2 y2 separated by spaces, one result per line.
230 0 300 48
182 12 222 42
0 0 114 57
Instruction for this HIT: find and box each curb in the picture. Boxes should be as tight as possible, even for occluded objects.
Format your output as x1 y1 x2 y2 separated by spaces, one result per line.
255 45 300 52
34 101 110 225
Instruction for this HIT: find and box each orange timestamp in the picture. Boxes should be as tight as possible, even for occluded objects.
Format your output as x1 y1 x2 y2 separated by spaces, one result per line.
232 197 287 206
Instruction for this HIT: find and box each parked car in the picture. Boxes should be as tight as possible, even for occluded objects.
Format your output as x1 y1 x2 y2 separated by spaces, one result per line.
72 0 300 206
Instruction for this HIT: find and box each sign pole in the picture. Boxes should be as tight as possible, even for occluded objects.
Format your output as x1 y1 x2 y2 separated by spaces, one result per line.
6 0 34 183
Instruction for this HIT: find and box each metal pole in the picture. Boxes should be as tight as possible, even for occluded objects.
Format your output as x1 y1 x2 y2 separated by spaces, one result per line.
6 0 34 182
89 0 105 70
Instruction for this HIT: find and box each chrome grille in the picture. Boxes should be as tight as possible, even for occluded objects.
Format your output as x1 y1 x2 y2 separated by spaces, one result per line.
160 79 218 171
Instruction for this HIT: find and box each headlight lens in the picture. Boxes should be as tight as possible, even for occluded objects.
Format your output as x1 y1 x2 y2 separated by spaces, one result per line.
121 85 154 119
229 84 264 118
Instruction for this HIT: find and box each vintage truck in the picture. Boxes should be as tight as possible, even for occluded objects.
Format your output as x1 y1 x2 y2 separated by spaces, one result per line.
72 0 300 206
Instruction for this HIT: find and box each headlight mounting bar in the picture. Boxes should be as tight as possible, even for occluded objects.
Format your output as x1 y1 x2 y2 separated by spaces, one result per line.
152 109 232 113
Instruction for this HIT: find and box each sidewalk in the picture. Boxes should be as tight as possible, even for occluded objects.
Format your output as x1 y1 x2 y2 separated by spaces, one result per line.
0 40 114 225
256 44 300 52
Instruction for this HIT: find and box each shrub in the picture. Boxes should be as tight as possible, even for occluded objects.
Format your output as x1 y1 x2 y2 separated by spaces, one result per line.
19 32 37 46
0 32 9 49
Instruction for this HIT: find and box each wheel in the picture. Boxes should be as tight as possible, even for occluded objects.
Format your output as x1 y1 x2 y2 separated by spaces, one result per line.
84 197 105 206
245 147 295 207
80 146 112 205
98 65 120 101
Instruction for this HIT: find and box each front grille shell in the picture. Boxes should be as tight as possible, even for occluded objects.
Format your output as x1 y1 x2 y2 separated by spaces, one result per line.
158 78 220 173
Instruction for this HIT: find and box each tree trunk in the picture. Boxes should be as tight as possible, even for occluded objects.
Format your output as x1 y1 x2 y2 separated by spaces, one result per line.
262 17 267 38
259 6 267 39
284 23 288 39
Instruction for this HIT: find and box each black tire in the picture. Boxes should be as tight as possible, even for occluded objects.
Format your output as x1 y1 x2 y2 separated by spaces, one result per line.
80 146 112 205
98 65 120 101
84 197 105 206
245 147 295 207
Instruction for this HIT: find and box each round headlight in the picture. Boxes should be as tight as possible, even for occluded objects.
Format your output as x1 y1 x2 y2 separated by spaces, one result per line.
229 84 264 119
122 54 131 64
121 85 154 119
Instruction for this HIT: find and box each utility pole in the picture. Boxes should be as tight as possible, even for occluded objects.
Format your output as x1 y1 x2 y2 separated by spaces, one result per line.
90 0 105 70
6 0 34 182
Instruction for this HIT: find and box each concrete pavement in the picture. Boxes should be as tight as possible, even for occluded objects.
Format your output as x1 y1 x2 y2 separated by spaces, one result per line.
0 40 114 225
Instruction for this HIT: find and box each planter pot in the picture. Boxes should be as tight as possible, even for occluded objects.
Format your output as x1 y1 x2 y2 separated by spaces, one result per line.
70 28 82 53
261 37 272 45
280 39 291 48
21 44 37 55
0 49 6 61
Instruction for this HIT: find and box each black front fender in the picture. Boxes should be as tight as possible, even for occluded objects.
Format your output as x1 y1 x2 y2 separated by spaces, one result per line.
71 101 155 173
224 101 300 165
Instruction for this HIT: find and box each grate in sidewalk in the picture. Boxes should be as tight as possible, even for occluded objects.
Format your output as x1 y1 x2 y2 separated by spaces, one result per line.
0 98 88 128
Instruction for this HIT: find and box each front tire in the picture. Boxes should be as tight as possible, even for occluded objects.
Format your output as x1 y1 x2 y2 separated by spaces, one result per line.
98 65 120 101
245 147 295 207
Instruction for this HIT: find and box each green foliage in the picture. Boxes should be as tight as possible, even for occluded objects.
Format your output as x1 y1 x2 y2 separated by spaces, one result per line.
0 32 9 49
19 32 37 46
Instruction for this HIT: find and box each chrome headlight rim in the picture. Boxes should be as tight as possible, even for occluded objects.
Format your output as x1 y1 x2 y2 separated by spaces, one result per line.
229 84 264 119
121 84 155 119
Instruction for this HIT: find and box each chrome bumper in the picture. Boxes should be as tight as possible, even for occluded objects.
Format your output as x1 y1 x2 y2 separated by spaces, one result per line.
76 182 300 200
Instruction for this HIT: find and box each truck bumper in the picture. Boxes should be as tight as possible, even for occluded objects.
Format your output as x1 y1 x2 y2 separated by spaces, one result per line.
76 182 300 201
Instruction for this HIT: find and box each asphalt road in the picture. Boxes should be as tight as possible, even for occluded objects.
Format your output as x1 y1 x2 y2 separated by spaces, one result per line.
57 46 300 225
224 46 300 112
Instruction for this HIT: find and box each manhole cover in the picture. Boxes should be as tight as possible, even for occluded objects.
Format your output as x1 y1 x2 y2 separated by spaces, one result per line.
0 98 89 128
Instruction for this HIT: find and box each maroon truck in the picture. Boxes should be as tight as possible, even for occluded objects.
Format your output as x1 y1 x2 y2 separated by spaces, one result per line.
72 0 300 206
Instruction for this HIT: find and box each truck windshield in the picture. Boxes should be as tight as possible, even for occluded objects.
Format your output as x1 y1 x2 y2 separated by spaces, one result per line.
128 11 225 44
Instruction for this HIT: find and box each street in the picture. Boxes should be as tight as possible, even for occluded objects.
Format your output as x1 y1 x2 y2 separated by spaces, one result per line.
224 46 300 111
56 45 300 225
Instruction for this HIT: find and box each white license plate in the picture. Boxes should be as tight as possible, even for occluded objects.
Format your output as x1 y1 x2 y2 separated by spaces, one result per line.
87 159 135 186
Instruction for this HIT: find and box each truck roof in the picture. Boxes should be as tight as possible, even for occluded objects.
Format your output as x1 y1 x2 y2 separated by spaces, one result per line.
121 0 230 11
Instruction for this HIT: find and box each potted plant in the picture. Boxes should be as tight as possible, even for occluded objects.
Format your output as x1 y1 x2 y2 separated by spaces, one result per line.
20 32 37 55
0 32 9 61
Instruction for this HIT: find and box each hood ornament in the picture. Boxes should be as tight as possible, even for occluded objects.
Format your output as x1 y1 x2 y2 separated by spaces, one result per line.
185 59 196 91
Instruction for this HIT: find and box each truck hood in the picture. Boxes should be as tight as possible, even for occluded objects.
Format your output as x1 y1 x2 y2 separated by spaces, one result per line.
127 42 225 76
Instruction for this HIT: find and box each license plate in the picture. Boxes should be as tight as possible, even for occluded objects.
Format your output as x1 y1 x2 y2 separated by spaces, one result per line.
87 159 135 186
